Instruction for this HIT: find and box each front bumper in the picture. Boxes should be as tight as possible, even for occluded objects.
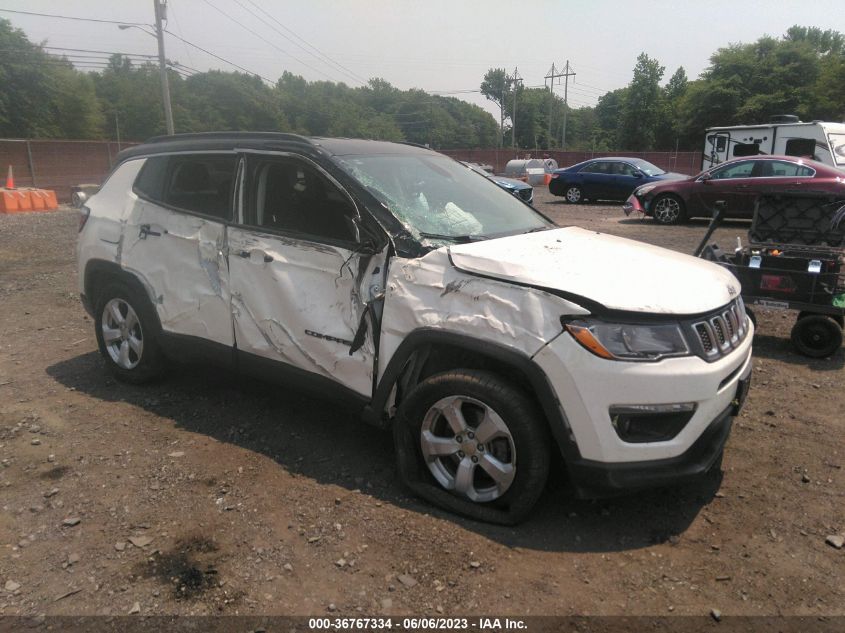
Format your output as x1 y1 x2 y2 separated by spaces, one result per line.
533 322 753 496
566 400 739 497
622 194 645 216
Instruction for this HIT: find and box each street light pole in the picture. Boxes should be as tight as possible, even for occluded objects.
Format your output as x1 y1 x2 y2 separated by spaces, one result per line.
153 0 174 135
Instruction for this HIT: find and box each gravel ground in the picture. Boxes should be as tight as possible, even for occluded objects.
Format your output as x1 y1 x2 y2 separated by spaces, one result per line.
0 191 843 619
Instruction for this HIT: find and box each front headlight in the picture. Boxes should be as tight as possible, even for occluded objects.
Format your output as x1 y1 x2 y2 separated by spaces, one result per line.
635 183 658 196
564 318 690 361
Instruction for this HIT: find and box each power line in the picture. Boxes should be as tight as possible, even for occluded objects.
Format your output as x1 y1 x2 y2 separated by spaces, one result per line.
242 0 368 85
42 46 157 59
0 8 146 27
163 29 274 83
166 0 196 69
199 0 336 82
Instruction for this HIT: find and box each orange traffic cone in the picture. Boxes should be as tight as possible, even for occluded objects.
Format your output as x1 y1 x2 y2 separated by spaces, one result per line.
5 165 14 189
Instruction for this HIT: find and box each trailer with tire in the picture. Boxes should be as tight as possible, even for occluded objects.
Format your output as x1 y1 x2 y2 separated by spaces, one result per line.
697 192 845 358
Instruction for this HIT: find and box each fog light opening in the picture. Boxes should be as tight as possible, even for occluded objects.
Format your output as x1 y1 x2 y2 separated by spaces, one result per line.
609 403 697 443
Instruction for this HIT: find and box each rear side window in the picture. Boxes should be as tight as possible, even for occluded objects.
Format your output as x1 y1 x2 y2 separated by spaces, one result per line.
134 154 237 220
760 160 815 178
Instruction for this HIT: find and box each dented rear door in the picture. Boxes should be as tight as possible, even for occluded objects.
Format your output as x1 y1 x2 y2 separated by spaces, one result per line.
120 153 237 347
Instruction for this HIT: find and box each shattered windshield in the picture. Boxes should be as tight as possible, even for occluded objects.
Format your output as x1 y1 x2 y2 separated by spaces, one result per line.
334 154 550 242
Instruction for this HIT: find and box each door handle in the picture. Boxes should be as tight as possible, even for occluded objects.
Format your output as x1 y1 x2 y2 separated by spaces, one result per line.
139 224 162 239
237 249 273 263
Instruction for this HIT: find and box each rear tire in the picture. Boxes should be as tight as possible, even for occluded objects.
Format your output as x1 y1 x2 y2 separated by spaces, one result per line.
798 310 843 329
790 314 842 358
564 185 583 204
652 194 686 225
394 369 550 525
94 281 166 383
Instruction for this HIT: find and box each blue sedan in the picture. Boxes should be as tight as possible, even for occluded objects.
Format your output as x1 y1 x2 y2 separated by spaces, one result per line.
549 157 685 203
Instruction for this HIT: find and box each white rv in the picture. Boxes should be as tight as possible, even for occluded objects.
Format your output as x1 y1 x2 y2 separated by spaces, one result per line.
703 116 845 171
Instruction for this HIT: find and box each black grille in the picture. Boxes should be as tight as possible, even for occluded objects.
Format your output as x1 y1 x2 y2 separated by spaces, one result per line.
696 324 713 353
689 298 749 361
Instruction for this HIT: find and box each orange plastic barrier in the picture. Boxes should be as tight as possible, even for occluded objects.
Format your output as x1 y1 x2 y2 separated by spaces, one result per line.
28 189 46 211
0 189 33 213
0 188 60 213
42 190 58 209
543 173 552 185
0 190 18 212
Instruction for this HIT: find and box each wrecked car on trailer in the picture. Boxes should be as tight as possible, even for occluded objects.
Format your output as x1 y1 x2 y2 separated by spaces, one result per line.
77 133 753 524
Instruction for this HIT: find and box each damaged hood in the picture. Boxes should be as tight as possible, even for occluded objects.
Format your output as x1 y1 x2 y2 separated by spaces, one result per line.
448 227 740 315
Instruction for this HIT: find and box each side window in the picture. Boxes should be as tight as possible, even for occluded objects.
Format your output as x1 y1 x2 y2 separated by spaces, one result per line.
134 156 168 201
710 161 755 180
163 155 237 219
245 157 358 243
134 154 237 220
708 134 727 153
732 142 760 157
615 162 637 176
762 160 815 177
784 138 816 159
581 161 611 174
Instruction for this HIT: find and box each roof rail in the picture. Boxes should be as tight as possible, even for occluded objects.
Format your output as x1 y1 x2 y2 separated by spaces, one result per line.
145 131 311 144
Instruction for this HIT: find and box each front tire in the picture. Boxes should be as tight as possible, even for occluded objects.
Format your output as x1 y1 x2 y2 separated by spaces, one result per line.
652 194 686 225
394 370 550 524
94 282 166 383
790 314 842 358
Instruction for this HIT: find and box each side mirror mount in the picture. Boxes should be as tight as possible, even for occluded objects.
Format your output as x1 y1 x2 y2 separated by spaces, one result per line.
633 171 644 178
700 172 712 184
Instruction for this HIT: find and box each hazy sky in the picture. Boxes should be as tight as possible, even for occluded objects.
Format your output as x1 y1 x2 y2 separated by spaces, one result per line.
3 0 843 118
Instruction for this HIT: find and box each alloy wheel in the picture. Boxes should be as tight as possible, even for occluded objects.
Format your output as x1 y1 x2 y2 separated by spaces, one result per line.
101 298 144 369
420 395 516 502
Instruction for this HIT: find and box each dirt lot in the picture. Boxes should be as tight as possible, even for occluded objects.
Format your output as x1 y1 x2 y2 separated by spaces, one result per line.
0 189 843 619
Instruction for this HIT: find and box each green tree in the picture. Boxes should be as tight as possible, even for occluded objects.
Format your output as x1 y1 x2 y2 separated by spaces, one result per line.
480 68 511 144
619 53 665 150
655 66 688 149
0 19 103 138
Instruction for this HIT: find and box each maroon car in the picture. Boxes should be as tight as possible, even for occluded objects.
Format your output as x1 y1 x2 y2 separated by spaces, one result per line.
623 155 845 224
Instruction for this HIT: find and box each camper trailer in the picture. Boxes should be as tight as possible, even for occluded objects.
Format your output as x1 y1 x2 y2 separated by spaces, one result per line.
703 116 845 171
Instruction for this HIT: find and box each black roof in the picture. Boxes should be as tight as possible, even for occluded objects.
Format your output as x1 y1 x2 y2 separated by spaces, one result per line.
116 132 435 163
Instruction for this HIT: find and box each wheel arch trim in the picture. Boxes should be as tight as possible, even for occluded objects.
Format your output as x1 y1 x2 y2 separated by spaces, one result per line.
362 328 583 465
83 259 163 333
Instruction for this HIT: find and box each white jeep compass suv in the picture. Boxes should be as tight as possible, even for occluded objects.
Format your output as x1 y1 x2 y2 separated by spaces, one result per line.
77 133 752 524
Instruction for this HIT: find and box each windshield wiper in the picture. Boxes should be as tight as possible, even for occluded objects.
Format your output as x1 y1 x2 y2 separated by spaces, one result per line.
418 232 487 243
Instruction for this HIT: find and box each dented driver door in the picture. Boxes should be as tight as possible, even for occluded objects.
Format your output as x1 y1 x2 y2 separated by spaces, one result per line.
227 153 383 397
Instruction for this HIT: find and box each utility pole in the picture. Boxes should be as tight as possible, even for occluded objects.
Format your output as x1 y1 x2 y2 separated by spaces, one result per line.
153 0 175 135
511 67 522 149
559 60 575 150
499 84 504 149
545 62 572 149
115 111 121 151
545 63 556 149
